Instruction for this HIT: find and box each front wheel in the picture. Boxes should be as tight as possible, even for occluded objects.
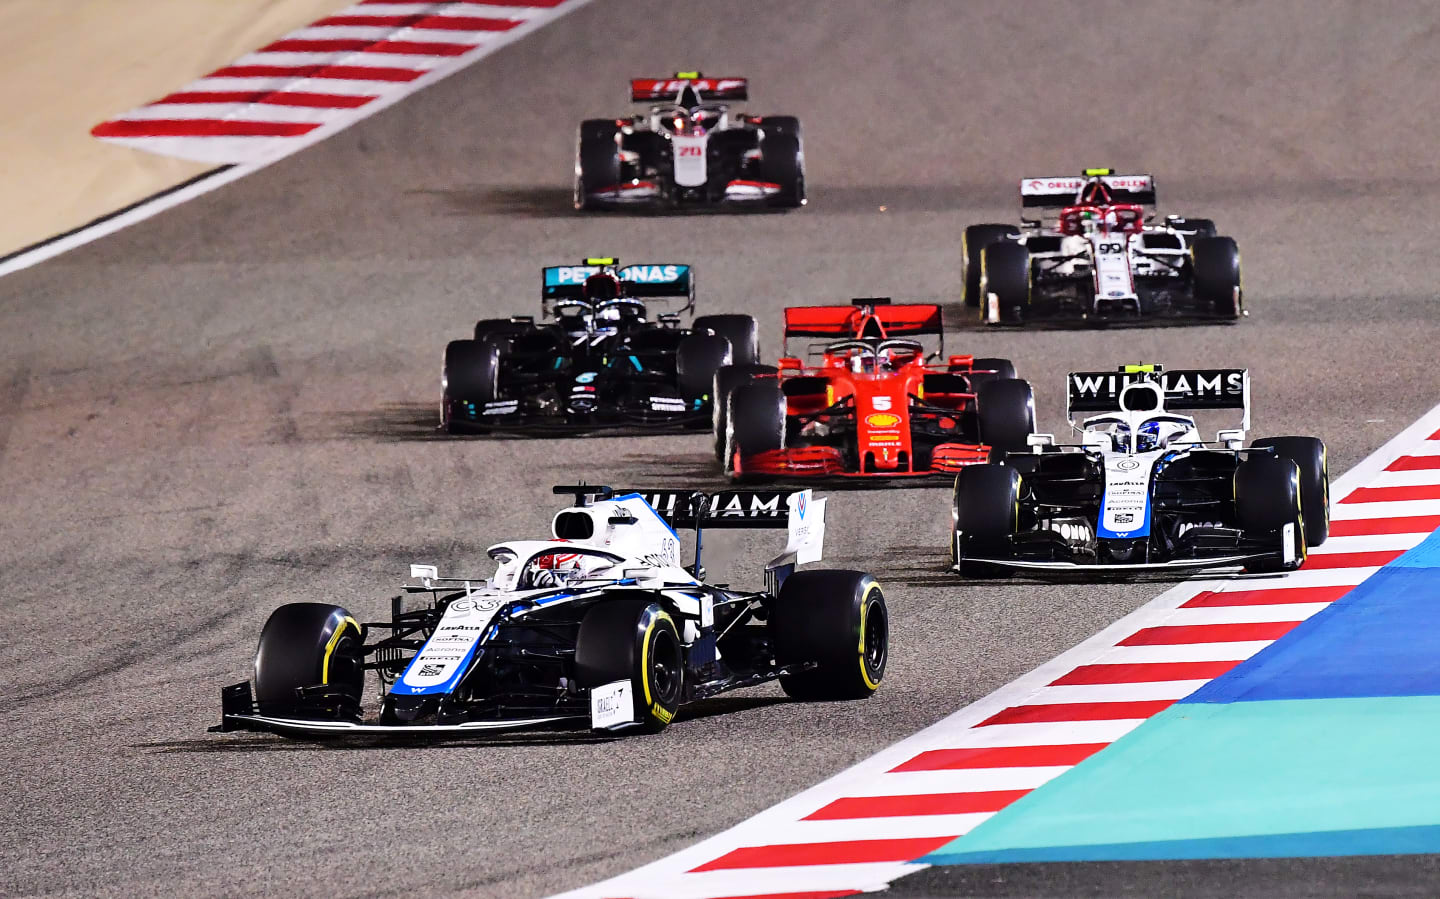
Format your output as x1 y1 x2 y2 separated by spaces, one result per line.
1251 437 1328 546
963 224 1020 307
1192 236 1242 319
770 570 887 700
253 603 365 719
952 464 1022 576
759 131 805 208
575 600 684 734
713 365 778 462
1235 454 1307 572
980 241 1031 324
727 382 786 473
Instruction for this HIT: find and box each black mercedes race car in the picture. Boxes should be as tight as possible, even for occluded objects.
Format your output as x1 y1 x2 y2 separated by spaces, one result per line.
951 365 1329 576
443 259 759 434
575 72 805 210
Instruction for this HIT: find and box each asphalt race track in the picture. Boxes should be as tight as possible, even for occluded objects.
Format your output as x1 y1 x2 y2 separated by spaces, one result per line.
3 2 1439 896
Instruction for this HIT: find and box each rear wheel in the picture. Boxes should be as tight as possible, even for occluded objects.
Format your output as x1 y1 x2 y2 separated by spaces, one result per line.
692 314 760 365
727 382 785 473
1252 437 1329 546
713 365 778 462
963 224 1020 307
770 570 887 700
759 131 805 208
980 241 1031 323
952 465 1022 576
254 603 364 719
1192 236 1242 319
965 356 1017 391
575 600 684 734
575 120 621 211
1235 454 1306 572
976 378 1036 454
676 334 733 404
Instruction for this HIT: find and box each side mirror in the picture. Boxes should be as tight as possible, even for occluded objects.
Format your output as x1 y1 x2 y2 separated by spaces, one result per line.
777 357 803 371
1216 428 1246 450
1027 433 1055 453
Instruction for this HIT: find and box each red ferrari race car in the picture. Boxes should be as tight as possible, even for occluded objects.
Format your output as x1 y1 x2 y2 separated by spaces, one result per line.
712 301 1036 480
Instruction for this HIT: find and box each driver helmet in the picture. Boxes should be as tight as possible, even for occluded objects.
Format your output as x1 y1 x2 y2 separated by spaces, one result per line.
583 272 620 303
529 550 607 588
1078 208 1100 234
1102 208 1121 232
850 350 876 374
1135 420 1166 452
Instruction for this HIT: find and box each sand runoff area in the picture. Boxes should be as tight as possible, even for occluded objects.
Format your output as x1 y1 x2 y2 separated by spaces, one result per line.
0 0 348 257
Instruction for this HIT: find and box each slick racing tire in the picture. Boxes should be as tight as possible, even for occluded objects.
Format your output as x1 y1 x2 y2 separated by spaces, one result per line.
676 334 733 404
713 364 778 462
980 241 1031 323
575 119 622 211
1235 453 1307 573
727 382 786 473
952 464 1022 577
692 314 760 366
254 603 364 719
443 338 501 431
963 224 1020 307
963 356 1018 391
1252 436 1329 546
575 600 684 734
759 131 805 208
770 570 887 700
976 378 1036 455
1192 236 1242 319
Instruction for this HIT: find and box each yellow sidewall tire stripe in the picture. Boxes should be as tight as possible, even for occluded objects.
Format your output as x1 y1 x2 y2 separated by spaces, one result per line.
322 615 361 684
857 582 882 691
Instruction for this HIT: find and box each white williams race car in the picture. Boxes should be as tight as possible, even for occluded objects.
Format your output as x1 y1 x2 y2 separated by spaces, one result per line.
951 364 1329 575
215 485 887 739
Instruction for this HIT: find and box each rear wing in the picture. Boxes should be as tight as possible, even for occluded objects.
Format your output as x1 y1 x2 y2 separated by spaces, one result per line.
628 488 826 582
1066 365 1250 433
541 262 695 310
631 74 748 103
1020 172 1157 210
783 303 942 339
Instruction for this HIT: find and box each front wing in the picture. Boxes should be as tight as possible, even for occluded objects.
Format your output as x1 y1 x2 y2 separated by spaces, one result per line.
735 443 989 479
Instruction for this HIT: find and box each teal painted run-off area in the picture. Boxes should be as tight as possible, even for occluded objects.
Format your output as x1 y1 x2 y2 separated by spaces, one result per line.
926 528 1440 864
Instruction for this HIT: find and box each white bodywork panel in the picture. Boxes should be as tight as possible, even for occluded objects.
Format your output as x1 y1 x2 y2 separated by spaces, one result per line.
671 135 709 186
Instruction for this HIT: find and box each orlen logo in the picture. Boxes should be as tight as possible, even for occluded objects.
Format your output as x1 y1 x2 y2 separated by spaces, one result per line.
866 412 901 428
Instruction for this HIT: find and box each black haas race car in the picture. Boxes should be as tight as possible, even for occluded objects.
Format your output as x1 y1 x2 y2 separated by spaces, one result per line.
442 259 758 434
962 169 1243 324
575 72 804 210
951 364 1329 576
